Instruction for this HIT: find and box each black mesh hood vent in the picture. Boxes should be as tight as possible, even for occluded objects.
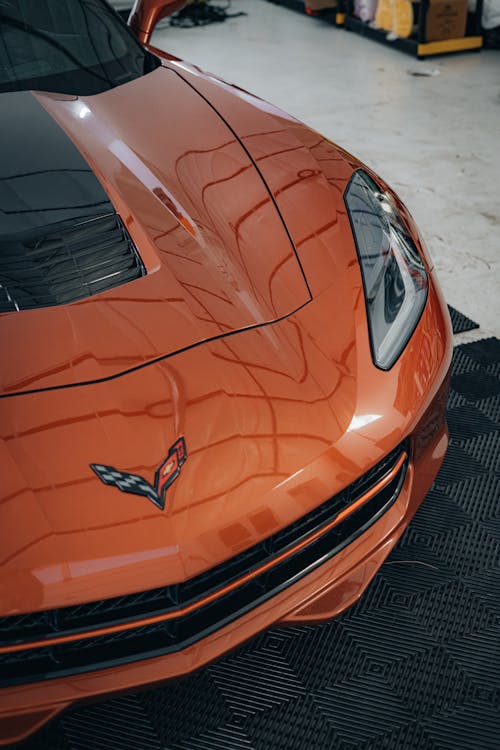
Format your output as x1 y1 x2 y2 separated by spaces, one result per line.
0 213 145 312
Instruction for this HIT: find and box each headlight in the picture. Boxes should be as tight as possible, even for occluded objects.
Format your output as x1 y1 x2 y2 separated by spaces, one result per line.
345 170 428 370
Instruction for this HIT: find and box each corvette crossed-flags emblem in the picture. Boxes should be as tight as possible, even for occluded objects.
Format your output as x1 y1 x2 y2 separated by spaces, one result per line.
91 437 187 510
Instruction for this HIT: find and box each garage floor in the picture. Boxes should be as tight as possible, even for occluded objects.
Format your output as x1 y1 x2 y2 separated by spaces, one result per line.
151 0 500 340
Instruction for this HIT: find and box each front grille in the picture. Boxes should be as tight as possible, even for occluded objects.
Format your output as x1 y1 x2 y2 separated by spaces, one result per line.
0 213 145 312
0 443 408 687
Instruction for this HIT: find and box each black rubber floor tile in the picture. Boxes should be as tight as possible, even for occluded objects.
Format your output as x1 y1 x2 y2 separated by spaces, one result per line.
446 629 500 687
312 673 412 746
447 306 479 335
451 372 500 401
442 473 500 521
411 578 499 643
209 648 306 715
169 724 256 750
447 387 468 409
459 430 500 472
401 489 472 533
462 567 500 616
459 337 500 367
434 440 489 485
357 723 439 750
393 645 476 720
377 558 452 597
340 607 437 661
245 694 336 750
484 360 500 380
347 569 416 613
436 523 499 577
451 346 483 376
139 670 234 749
476 393 500 425
482 516 500 541
446 403 498 440
424 702 500 750
283 622 365 692
384 542 458 586
61 696 162 750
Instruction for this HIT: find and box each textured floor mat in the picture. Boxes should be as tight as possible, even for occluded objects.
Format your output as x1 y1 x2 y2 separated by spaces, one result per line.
448 305 480 334
18 339 500 750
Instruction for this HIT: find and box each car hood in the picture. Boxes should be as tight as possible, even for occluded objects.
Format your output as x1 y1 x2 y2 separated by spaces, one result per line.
0 60 387 614
0 66 311 396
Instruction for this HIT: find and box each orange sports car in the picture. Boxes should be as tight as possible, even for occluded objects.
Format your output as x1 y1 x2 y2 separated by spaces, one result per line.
0 0 452 744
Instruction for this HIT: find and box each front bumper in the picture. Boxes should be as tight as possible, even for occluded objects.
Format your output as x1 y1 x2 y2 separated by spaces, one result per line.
0 392 449 745
0 271 452 745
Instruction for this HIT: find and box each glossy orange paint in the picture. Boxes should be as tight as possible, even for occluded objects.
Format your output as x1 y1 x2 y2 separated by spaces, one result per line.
0 47 452 745
0 67 311 395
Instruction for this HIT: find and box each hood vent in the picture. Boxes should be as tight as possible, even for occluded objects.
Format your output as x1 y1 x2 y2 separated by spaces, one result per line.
0 213 145 312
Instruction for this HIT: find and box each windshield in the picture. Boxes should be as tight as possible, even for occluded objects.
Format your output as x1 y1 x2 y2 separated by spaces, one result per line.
0 0 160 96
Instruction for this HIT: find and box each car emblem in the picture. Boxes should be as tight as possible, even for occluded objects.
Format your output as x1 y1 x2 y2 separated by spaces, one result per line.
91 437 187 510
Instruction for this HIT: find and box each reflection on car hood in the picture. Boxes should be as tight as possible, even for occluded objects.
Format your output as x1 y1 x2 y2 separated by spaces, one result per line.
0 67 310 395
0 284 365 612
0 61 418 616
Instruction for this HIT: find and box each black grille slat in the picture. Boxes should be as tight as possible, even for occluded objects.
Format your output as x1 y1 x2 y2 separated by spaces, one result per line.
0 213 144 312
0 444 408 686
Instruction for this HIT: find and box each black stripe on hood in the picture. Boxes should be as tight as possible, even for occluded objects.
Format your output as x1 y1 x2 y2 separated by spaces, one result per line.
0 90 112 241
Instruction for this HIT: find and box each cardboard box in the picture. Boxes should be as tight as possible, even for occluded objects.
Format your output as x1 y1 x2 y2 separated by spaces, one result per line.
425 0 468 41
304 0 337 12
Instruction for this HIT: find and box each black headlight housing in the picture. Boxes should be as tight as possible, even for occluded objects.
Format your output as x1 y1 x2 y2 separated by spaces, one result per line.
345 170 428 370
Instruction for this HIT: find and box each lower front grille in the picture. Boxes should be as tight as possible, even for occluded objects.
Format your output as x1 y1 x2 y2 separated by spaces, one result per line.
0 443 408 687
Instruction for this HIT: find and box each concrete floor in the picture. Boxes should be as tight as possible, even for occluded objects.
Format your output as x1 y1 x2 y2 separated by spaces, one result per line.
152 0 500 339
